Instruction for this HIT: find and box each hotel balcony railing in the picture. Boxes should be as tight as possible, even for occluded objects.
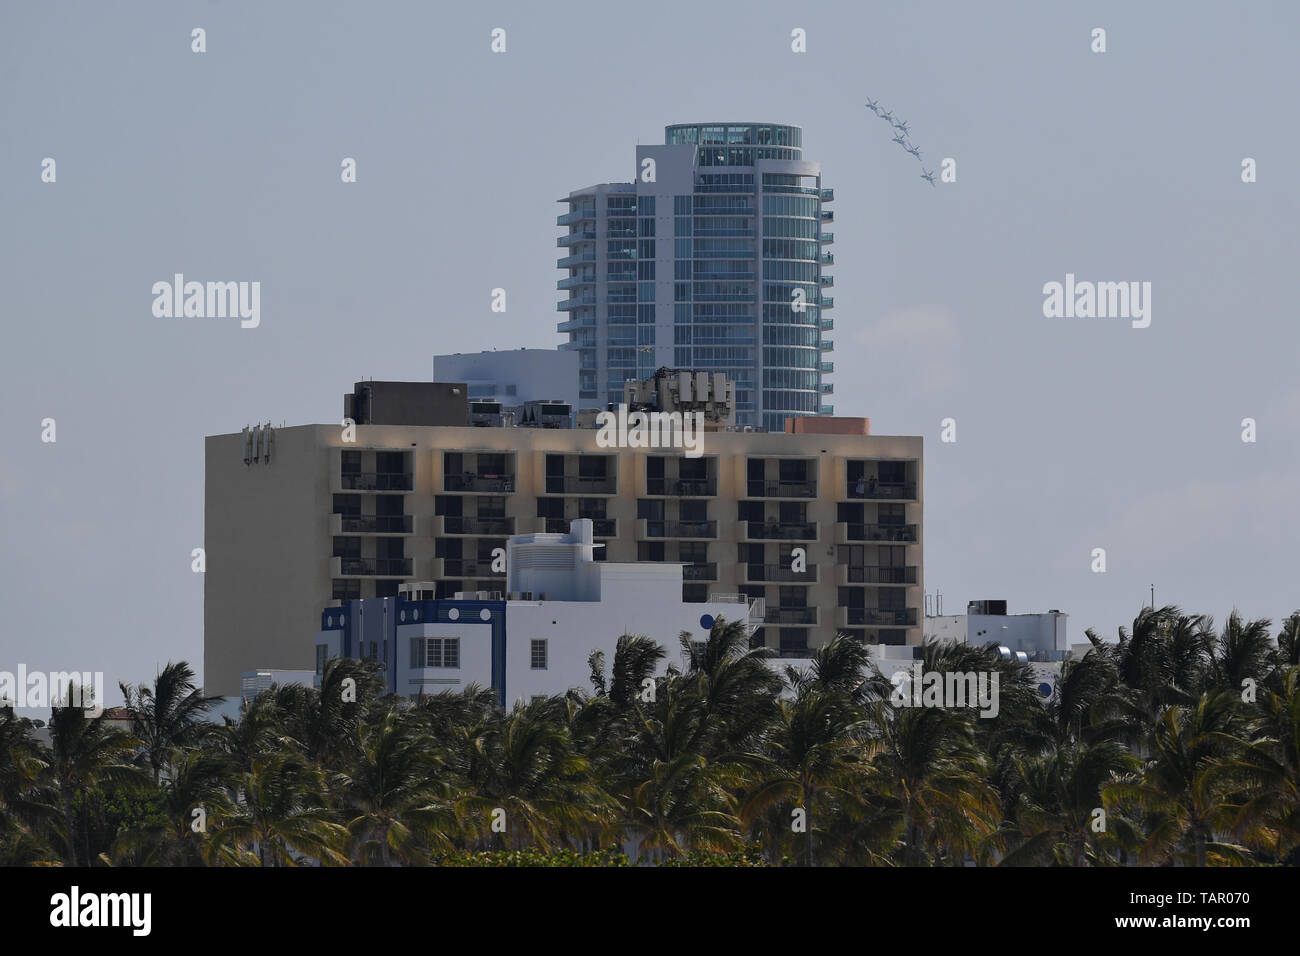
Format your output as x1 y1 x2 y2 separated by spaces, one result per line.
556 296 597 311
336 557 412 577
820 316 834 329
646 477 717 497
821 210 834 222
764 606 820 626
556 208 596 226
544 475 617 495
820 383 835 394
340 472 413 492
744 521 818 541
840 607 919 627
821 339 834 351
557 275 596 290
838 522 919 543
820 187 834 201
819 275 834 288
334 514 413 534
819 232 834 243
820 404 835 415
819 252 834 264
440 515 515 536
556 316 595 333
847 481 917 501
441 559 505 578
682 563 719 582
556 231 597 247
839 565 919 585
541 517 617 536
444 474 516 494
746 479 817 499
820 297 834 309
820 361 834 373
556 252 596 268
640 519 718 540
742 564 818 583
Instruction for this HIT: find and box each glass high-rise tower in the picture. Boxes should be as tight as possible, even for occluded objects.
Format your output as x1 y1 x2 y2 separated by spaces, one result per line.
557 123 834 431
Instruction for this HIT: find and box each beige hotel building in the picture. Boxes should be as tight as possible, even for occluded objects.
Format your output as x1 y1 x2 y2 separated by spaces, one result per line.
203 382 922 697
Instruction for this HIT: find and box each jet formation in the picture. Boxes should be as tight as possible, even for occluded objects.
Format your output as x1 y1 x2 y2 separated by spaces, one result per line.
865 98 931 184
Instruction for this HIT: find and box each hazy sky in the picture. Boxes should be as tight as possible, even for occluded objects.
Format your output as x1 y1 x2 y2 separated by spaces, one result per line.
2 1 1297 705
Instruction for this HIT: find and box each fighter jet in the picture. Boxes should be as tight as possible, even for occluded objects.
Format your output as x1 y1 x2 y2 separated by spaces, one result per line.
906 144 922 160
878 109 895 124
920 169 936 186
892 119 910 135
891 133 908 147
865 98 881 114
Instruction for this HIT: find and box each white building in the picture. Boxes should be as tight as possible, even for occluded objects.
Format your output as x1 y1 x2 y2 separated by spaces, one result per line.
434 348 579 415
314 520 754 704
924 600 1068 662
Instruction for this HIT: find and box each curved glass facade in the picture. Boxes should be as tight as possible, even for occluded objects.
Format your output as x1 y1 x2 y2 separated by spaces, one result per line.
560 124 832 429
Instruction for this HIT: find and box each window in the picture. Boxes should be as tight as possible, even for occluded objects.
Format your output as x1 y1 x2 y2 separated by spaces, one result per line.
530 639 548 670
411 637 460 668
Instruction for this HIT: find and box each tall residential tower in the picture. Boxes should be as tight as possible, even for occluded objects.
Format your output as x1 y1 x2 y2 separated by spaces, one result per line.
558 123 834 431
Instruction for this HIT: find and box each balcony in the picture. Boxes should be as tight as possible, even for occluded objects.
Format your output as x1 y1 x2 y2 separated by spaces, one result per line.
820 187 834 202
556 252 596 269
556 209 596 226
820 383 834 394
544 475 617 495
764 606 820 626
556 232 597 247
556 316 595 334
741 564 819 584
821 339 833 352
742 520 818 541
820 297 834 309
838 607 919 628
557 275 596 291
682 563 719 582
330 514 413 535
439 515 516 536
746 479 817 498
332 557 413 577
820 316 834 330
819 252 834 265
556 296 597 311
646 477 718 497
838 565 919 586
639 519 718 540
444 474 516 494
847 481 917 501
540 517 617 536
819 232 834 243
820 361 834 373
821 210 834 222
819 275 834 288
340 472 413 492
837 522 919 544
820 405 834 415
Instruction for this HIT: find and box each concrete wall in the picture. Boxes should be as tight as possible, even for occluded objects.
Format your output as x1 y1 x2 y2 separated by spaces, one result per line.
505 597 748 702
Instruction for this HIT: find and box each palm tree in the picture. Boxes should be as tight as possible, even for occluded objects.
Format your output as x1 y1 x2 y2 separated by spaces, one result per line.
110 749 236 865
42 685 146 866
341 708 460 864
213 753 348 866
119 660 217 785
739 684 869 866
1102 692 1252 866
1223 664 1300 862
862 696 1000 866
